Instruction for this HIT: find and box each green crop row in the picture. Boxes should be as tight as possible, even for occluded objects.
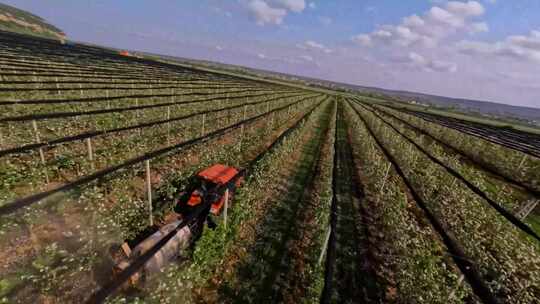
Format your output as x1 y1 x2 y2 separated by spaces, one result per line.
1 92 322 303
0 93 310 204
352 102 540 303
365 104 532 223
377 105 540 192
344 101 471 303
103 98 329 303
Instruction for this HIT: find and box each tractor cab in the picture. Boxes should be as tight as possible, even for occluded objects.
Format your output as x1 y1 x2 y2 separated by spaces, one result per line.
176 164 240 216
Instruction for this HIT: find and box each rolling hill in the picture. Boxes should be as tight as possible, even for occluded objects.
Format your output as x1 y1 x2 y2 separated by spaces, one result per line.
0 2 65 41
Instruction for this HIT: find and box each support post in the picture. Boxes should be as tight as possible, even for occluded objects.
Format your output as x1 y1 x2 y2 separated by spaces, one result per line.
55 76 60 95
516 199 539 220
32 120 49 184
145 160 153 226
318 225 331 265
135 98 141 136
135 98 140 119
201 113 206 136
167 106 171 144
240 104 247 140
376 163 392 204
223 189 229 230
517 154 528 171
448 276 466 301
86 138 95 171
33 72 38 89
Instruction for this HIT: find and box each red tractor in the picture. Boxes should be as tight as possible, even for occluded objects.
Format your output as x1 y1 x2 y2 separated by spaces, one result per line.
176 164 242 217
112 164 242 285
119 50 132 57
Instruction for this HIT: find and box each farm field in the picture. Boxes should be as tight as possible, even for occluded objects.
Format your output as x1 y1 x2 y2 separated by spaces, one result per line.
0 31 539 304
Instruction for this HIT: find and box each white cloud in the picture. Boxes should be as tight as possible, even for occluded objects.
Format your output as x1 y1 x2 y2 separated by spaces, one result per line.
258 53 267 59
305 40 325 49
215 45 223 51
351 34 372 46
457 30 540 62
408 52 426 64
408 52 458 72
446 1 485 16
456 40 494 54
247 0 287 25
275 0 306 13
353 1 487 48
298 40 333 53
403 15 425 28
308 2 316 9
427 6 465 28
246 0 306 26
469 22 489 33
430 60 458 73
509 30 540 50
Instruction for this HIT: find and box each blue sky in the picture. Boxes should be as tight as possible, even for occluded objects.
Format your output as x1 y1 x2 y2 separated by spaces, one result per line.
4 0 540 108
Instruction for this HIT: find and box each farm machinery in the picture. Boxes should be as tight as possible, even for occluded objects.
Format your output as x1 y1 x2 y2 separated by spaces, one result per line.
112 164 243 285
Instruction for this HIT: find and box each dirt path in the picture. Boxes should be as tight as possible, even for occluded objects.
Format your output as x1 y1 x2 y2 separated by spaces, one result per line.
322 102 380 303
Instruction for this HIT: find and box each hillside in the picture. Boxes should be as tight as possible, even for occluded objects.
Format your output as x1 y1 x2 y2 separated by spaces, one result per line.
0 3 65 41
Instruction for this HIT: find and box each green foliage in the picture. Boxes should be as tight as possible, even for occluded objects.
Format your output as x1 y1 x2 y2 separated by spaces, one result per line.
345 102 472 302
352 102 540 303
141 100 327 303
